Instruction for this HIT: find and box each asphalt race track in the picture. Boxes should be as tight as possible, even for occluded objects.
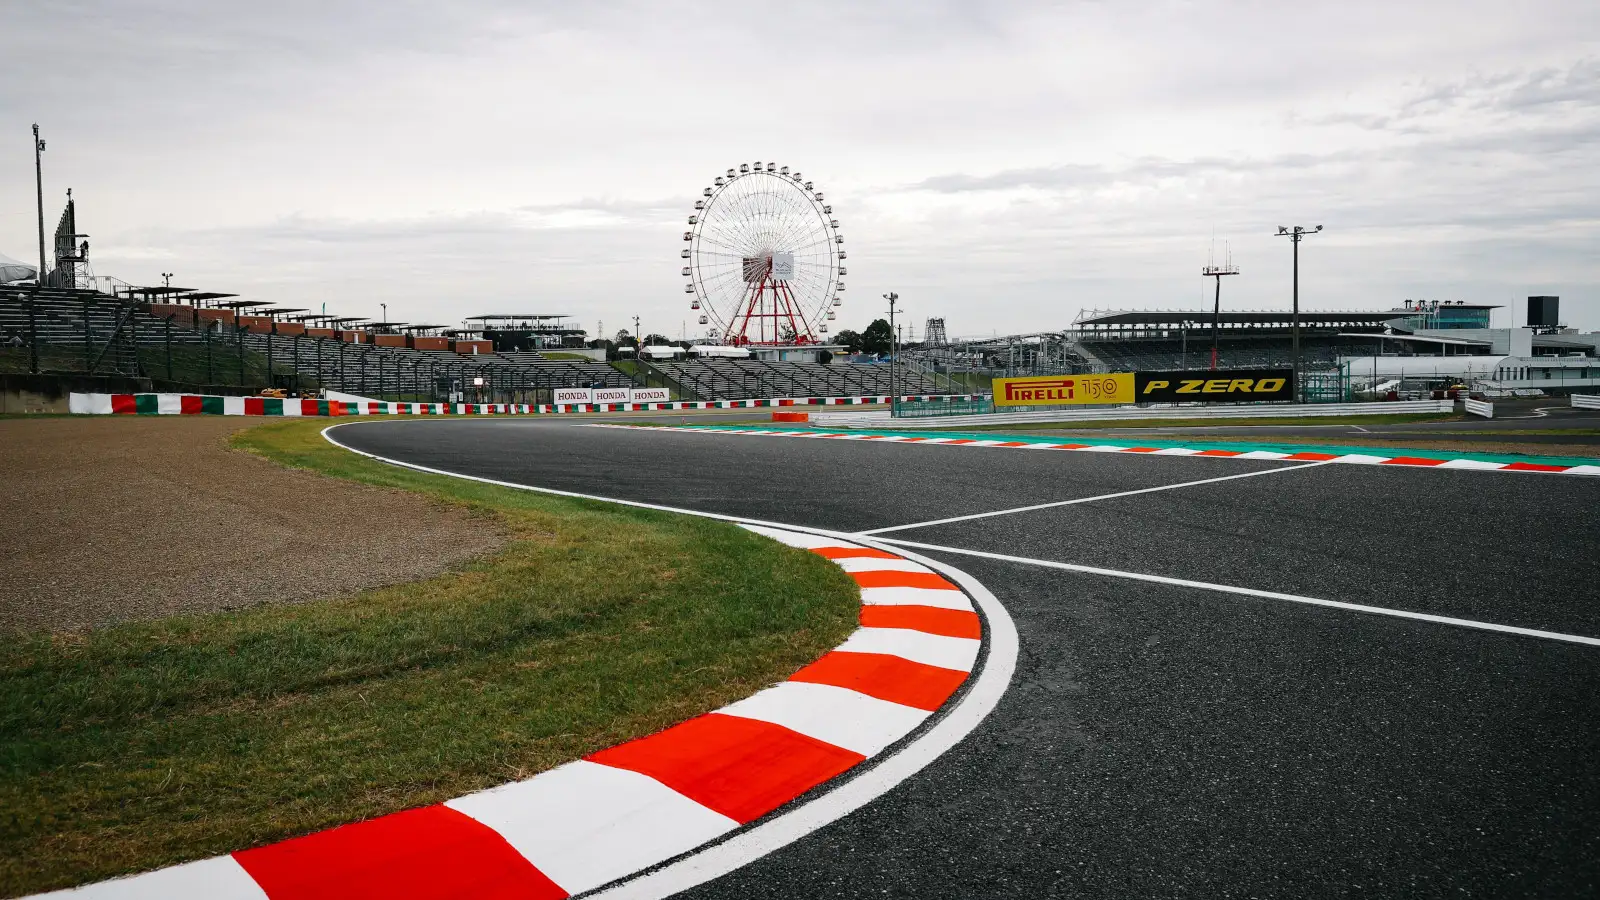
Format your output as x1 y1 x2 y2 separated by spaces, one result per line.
333 418 1600 898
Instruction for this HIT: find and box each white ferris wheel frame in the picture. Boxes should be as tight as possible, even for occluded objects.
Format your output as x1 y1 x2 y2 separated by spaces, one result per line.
682 163 844 345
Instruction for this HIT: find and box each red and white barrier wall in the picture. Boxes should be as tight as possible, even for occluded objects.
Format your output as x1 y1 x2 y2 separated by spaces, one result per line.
68 393 989 418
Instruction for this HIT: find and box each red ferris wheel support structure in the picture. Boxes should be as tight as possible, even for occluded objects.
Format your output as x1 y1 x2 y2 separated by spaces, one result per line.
726 257 815 346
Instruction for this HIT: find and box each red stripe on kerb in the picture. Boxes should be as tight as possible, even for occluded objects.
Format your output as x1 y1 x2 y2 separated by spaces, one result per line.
1383 456 1447 467
811 546 903 560
849 570 960 591
587 713 864 824
110 394 137 414
1503 461 1568 472
859 605 982 639
788 651 967 711
1196 449 1243 457
944 439 976 445
233 804 565 900
1123 447 1161 453
1050 443 1088 450
1284 452 1339 461
995 441 1029 447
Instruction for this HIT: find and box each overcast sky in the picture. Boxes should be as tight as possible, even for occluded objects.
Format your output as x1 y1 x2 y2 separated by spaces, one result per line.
3 1 1597 339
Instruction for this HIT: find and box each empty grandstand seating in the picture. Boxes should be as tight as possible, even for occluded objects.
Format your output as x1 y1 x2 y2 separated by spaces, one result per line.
653 357 941 400
1077 337 1374 373
2 288 955 402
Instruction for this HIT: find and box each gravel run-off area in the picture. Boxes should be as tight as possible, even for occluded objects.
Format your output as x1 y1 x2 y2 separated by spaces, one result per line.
0 417 506 632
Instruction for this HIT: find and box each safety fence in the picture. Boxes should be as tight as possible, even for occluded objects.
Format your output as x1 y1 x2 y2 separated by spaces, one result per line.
816 399 1455 429
1464 398 1494 418
1574 394 1600 410
69 392 991 417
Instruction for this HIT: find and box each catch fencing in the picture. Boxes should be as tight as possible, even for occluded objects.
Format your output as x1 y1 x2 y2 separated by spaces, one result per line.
817 399 1454 429
69 391 990 417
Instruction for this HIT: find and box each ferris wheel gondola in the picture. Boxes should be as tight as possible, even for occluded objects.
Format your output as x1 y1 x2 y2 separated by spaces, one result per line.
681 162 842 346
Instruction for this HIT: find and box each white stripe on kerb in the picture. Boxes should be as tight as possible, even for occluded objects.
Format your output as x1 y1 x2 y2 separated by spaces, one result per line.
447 760 738 896
31 856 268 900
835 627 980 672
830 556 932 574
859 586 974 611
716 682 929 757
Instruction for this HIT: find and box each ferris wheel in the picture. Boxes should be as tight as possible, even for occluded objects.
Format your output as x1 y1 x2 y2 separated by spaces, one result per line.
682 162 844 345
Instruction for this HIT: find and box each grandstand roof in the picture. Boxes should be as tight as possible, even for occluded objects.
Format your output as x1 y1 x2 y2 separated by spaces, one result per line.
1075 309 1401 327
466 314 571 321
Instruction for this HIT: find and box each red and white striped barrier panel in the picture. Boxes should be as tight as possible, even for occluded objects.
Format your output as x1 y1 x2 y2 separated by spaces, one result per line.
68 393 989 417
30 525 983 899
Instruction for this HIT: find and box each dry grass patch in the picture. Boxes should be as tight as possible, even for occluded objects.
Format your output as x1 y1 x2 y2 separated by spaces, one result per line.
0 418 858 896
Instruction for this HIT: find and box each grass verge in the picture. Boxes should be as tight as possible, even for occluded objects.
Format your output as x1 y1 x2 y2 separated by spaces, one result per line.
0 418 858 897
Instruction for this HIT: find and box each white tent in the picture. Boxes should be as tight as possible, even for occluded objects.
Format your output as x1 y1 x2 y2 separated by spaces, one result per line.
0 251 37 284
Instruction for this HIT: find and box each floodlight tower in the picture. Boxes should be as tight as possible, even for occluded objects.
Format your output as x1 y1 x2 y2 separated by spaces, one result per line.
1276 224 1322 400
33 125 47 286
1202 244 1239 371
883 292 899 404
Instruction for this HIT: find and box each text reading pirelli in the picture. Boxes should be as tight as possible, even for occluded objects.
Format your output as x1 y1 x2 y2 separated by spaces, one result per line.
993 369 1294 407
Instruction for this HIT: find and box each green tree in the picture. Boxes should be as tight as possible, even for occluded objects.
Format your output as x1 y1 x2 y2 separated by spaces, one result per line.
860 318 893 356
832 329 863 353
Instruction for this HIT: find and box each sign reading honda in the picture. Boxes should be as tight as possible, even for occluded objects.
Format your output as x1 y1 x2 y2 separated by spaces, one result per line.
993 373 1135 407
553 388 592 405
630 387 670 403
1134 369 1294 403
593 387 630 404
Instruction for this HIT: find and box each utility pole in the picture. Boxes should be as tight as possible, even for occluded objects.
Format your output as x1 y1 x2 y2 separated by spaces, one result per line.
883 292 899 409
1276 225 1322 401
1202 245 1239 371
33 125 47 287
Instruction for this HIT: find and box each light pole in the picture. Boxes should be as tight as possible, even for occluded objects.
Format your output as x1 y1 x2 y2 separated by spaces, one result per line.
380 303 387 327
1276 224 1322 401
1203 255 1239 371
883 292 899 409
33 125 47 287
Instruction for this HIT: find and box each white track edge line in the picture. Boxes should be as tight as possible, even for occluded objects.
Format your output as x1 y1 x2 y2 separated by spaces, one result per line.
318 422 1020 898
872 538 1600 648
584 543 1017 900
856 460 1335 535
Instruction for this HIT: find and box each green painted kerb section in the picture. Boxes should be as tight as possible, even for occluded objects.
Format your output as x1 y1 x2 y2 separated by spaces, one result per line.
676 425 1600 469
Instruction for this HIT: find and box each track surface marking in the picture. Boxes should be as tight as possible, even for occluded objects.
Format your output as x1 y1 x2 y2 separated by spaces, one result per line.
329 418 1600 897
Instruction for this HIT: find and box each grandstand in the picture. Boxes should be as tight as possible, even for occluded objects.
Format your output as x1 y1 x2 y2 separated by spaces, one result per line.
1 285 965 403
652 356 942 401
1069 309 1402 372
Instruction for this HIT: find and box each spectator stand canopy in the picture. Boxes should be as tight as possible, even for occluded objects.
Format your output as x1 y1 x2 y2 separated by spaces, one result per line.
1071 308 1406 340
0 250 37 284
465 314 586 352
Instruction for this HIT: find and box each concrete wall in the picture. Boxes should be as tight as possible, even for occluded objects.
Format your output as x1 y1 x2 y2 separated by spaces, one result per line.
0 373 151 413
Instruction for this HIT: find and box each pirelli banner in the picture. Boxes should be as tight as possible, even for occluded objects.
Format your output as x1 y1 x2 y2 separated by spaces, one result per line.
1134 369 1295 403
994 369 1294 407
993 373 1135 407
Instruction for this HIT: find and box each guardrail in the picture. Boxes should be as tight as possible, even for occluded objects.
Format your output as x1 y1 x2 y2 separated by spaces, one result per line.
68 391 990 417
815 399 1454 429
1464 398 1494 418
1574 394 1600 410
